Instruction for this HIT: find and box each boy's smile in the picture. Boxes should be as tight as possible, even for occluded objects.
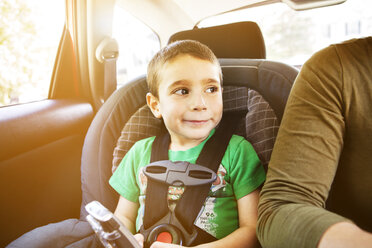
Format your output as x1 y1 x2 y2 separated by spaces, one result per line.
147 54 223 151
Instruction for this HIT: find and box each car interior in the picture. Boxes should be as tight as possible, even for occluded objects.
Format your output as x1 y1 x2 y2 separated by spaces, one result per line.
6 21 299 247
0 0 367 247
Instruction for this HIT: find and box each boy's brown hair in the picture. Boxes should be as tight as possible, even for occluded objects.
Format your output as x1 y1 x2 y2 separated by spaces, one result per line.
147 40 222 98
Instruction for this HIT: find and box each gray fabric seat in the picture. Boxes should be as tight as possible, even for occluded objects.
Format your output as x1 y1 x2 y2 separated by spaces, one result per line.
7 22 298 248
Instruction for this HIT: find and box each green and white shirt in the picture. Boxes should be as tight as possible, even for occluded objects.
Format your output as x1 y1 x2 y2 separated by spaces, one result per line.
109 129 265 239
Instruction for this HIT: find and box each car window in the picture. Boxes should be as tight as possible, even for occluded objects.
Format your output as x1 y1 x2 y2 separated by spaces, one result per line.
112 6 160 88
199 0 372 67
0 0 65 107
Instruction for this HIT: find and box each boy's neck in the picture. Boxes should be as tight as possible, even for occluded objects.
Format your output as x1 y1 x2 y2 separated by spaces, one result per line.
168 129 215 151
169 139 203 151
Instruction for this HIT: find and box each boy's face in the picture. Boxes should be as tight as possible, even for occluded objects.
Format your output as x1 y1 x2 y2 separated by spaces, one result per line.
147 54 223 150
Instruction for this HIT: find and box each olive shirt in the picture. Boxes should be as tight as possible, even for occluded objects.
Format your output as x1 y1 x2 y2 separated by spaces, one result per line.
110 129 265 239
257 37 372 248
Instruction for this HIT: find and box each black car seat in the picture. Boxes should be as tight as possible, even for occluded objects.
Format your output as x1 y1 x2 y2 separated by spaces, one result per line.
7 22 298 248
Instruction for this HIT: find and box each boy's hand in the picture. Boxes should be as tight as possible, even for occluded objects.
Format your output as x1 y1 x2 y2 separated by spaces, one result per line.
150 242 184 248
134 233 145 247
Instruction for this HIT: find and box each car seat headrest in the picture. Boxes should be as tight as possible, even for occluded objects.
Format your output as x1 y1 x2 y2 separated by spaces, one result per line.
168 22 266 59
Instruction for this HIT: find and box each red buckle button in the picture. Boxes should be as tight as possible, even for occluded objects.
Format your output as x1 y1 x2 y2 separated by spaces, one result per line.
156 232 173 243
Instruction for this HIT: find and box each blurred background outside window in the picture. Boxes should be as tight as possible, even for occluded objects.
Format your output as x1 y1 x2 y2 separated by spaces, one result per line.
0 0 65 107
112 6 160 89
2 0 370 106
199 0 372 68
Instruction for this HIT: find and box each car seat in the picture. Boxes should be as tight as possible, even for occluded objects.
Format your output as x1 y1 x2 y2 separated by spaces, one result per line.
7 22 298 248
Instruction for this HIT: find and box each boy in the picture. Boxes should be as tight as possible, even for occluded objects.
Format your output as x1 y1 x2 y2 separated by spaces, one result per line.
109 40 265 247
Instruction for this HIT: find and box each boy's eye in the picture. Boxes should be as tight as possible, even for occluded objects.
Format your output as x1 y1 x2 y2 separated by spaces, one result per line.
174 88 189 95
206 86 219 93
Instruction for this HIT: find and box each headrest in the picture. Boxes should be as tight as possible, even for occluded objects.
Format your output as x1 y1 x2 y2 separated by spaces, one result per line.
168 22 266 59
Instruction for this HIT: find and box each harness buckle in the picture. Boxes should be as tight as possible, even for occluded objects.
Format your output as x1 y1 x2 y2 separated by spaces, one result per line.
144 160 217 187
140 211 198 248
141 161 216 247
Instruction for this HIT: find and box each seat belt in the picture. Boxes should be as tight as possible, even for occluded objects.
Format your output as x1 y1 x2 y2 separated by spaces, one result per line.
96 37 119 101
141 111 246 246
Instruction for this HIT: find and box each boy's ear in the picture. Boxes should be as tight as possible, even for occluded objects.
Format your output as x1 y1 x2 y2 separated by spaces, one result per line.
146 93 162 119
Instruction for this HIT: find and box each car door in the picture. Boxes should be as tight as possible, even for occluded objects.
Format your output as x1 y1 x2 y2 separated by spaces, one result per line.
0 1 94 246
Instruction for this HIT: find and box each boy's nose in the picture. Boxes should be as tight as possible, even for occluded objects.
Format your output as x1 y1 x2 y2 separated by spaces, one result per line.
191 94 207 111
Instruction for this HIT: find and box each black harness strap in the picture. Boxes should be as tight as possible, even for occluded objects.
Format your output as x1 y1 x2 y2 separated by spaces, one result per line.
143 111 246 244
174 111 245 233
143 132 170 229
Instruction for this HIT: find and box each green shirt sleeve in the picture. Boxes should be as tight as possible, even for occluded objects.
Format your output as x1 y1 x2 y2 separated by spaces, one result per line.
109 137 154 202
227 135 266 200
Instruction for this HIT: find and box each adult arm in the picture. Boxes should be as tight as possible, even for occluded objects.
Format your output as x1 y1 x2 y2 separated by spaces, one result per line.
318 222 372 248
257 44 350 248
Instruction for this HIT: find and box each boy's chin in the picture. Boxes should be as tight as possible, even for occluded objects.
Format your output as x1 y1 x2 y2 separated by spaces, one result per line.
183 129 213 141
170 129 214 150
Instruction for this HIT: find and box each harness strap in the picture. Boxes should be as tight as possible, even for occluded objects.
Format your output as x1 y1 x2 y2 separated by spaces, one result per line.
143 131 170 229
143 111 246 244
175 111 245 233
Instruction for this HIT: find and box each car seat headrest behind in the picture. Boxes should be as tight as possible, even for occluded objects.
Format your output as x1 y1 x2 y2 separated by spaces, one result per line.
168 22 266 59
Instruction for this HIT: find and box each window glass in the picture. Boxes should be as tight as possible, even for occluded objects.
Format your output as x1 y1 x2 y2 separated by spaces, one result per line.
112 6 160 88
199 0 372 67
0 0 65 107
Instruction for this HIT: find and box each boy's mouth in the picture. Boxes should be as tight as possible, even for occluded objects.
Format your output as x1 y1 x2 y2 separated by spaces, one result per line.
183 119 210 125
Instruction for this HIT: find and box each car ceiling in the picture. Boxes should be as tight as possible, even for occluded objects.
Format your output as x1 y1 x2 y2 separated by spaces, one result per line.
115 0 346 45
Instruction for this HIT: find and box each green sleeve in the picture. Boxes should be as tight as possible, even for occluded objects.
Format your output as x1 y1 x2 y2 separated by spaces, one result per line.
228 135 266 200
257 44 350 248
109 137 154 203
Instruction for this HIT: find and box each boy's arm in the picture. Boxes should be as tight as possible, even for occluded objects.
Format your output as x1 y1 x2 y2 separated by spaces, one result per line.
114 195 139 234
150 189 260 248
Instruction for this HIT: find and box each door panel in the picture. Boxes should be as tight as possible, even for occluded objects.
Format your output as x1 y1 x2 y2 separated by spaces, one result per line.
0 99 93 247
